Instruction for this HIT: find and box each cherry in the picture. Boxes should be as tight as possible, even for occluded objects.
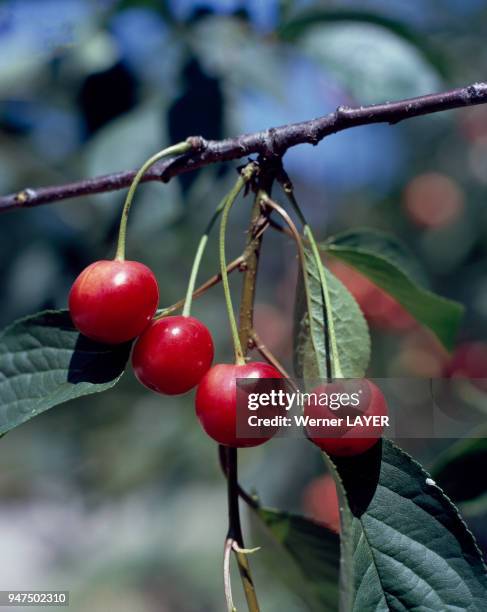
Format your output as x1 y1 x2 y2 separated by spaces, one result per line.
302 475 340 533
403 172 463 229
398 329 448 377
440 341 487 401
69 259 159 344
305 379 388 457
195 361 283 447
444 342 487 382
132 315 214 395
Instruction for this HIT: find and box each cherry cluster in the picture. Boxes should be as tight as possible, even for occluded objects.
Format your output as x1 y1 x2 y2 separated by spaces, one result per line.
68 258 283 448
68 258 388 456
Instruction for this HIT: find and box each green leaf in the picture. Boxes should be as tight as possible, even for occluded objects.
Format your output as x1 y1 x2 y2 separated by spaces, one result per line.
252 506 340 611
325 439 487 611
433 434 487 515
277 8 447 77
326 227 426 284
324 229 463 350
294 246 371 379
0 310 131 435
281 12 443 104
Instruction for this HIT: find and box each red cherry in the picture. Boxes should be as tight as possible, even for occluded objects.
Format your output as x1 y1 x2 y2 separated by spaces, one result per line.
132 315 214 395
403 173 463 229
305 379 388 457
195 361 283 448
69 259 159 344
444 342 487 379
302 475 340 533
444 342 487 392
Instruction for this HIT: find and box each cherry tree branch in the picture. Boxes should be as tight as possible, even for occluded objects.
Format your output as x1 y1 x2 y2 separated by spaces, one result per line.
1 82 487 213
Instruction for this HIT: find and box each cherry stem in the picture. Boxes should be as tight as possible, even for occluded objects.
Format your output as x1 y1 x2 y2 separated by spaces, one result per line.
114 141 192 261
156 256 245 319
156 216 271 320
221 165 282 612
182 193 230 317
224 536 237 612
277 174 343 379
182 234 209 317
219 164 257 366
249 329 297 389
258 193 324 382
225 446 261 612
219 445 259 510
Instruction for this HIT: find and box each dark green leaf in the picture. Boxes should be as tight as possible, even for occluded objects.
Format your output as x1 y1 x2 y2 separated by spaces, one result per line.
326 227 426 284
324 229 463 350
252 506 340 611
433 433 487 513
293 246 370 379
0 310 131 435
277 8 448 78
325 439 487 611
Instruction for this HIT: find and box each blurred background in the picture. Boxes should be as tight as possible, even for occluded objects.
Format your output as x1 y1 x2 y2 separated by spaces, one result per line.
0 0 487 610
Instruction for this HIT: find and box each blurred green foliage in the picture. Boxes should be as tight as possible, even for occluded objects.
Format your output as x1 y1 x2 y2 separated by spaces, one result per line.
1 0 487 609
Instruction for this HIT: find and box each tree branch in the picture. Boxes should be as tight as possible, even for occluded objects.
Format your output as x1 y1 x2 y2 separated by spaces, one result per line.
2 82 487 213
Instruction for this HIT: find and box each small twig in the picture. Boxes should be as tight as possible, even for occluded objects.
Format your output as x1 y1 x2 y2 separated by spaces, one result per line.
219 163 259 365
249 329 295 384
3 82 487 212
268 216 294 239
157 255 245 317
238 174 275 355
159 212 271 319
259 194 305 263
